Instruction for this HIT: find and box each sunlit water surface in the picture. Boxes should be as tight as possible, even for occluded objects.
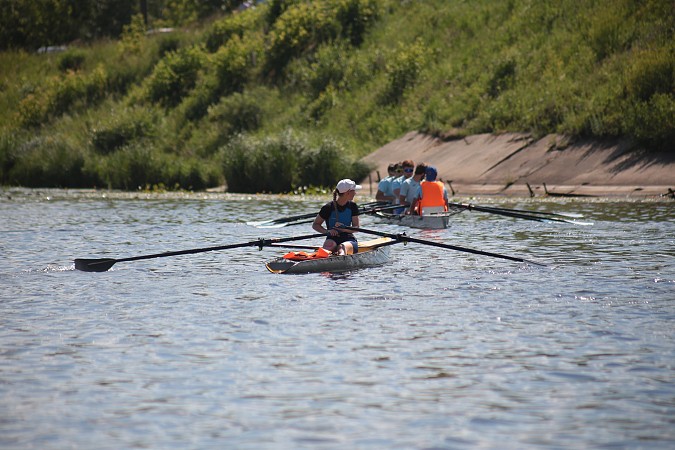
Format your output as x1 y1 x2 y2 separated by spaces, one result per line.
1 189 673 449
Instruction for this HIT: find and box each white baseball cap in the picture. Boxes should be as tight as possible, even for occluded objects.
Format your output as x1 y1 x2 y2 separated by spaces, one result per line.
336 179 362 193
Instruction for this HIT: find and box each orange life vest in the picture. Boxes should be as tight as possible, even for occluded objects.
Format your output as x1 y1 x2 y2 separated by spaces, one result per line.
282 247 331 261
418 181 447 214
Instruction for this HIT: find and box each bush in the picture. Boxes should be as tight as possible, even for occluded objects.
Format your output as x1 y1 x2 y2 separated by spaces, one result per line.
296 43 351 99
143 45 205 107
180 36 251 121
209 90 266 133
5 136 93 187
265 1 341 76
222 132 302 193
58 50 87 72
16 65 108 127
624 93 675 151
299 136 370 187
90 106 159 154
380 39 429 104
264 0 380 78
334 0 380 46
204 6 263 52
221 131 371 193
157 35 182 57
94 143 162 190
625 47 674 101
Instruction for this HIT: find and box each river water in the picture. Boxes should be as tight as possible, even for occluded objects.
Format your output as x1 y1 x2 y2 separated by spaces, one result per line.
1 188 673 449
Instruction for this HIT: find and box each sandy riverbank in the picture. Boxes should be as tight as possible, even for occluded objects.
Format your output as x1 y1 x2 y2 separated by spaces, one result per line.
361 132 674 198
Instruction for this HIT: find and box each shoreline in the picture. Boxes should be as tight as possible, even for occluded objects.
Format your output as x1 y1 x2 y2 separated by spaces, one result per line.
361 132 674 199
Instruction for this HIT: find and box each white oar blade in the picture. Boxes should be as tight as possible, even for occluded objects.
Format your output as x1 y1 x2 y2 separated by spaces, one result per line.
254 222 288 229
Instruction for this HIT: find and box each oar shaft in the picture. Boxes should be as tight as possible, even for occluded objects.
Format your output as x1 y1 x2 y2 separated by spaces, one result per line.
473 204 582 218
257 201 388 226
254 203 404 228
450 202 545 222
449 202 584 223
114 233 326 263
75 233 326 271
344 226 544 266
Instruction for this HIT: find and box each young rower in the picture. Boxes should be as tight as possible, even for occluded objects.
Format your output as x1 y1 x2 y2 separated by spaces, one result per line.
400 162 427 215
375 162 400 204
312 179 362 255
411 166 449 215
391 159 414 214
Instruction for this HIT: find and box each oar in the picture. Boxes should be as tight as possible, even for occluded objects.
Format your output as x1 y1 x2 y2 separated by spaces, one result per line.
460 203 584 219
247 211 317 227
448 202 592 225
247 201 387 227
74 233 326 272
343 226 546 266
252 203 402 228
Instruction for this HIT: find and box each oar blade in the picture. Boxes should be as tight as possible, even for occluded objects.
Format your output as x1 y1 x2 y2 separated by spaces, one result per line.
253 222 289 229
74 258 117 272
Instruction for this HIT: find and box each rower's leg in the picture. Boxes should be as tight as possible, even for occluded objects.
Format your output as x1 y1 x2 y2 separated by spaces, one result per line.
338 242 355 255
323 239 338 253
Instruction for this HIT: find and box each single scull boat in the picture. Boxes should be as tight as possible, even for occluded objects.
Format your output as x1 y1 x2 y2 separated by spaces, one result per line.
266 237 394 274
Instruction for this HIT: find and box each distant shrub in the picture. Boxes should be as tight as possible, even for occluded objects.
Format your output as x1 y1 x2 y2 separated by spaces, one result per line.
181 37 251 121
264 0 379 77
163 155 223 190
306 84 338 122
5 136 92 187
586 3 634 62
625 47 674 101
299 43 350 98
0 131 20 184
334 0 380 46
58 50 87 72
299 136 370 187
95 143 162 190
264 0 302 27
222 132 302 193
209 90 265 133
119 14 147 56
265 2 340 75
624 93 674 151
90 106 159 154
84 139 222 191
211 36 250 93
381 39 428 104
50 65 107 116
16 65 108 127
157 35 181 57
16 93 48 128
221 131 370 193
143 46 205 107
487 58 517 98
204 7 263 52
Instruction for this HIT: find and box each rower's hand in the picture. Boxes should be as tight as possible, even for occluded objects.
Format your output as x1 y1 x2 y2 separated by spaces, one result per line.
327 228 339 237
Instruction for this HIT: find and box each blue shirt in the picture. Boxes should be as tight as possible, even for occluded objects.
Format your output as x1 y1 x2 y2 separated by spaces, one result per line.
377 176 395 199
319 201 360 240
400 177 422 205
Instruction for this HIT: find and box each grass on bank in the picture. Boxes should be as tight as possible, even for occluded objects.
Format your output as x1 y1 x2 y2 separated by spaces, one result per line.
0 0 672 192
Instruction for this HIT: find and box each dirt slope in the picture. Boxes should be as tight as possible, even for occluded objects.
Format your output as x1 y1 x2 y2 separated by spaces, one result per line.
361 132 674 198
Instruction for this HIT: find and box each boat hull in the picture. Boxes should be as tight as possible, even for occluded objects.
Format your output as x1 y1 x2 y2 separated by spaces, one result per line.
266 238 392 274
370 211 460 229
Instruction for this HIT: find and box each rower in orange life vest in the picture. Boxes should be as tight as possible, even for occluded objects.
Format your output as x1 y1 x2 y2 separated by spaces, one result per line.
411 166 449 215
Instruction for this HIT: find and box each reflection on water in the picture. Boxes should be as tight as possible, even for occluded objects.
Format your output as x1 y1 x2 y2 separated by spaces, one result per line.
1 189 674 449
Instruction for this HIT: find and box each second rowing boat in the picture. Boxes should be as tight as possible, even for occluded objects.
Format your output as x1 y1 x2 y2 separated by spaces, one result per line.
369 210 463 229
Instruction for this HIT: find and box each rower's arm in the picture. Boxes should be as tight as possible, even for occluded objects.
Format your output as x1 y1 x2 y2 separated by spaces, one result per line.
312 215 327 234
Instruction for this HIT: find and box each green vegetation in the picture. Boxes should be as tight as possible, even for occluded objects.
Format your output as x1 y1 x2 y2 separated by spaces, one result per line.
1 0 672 192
